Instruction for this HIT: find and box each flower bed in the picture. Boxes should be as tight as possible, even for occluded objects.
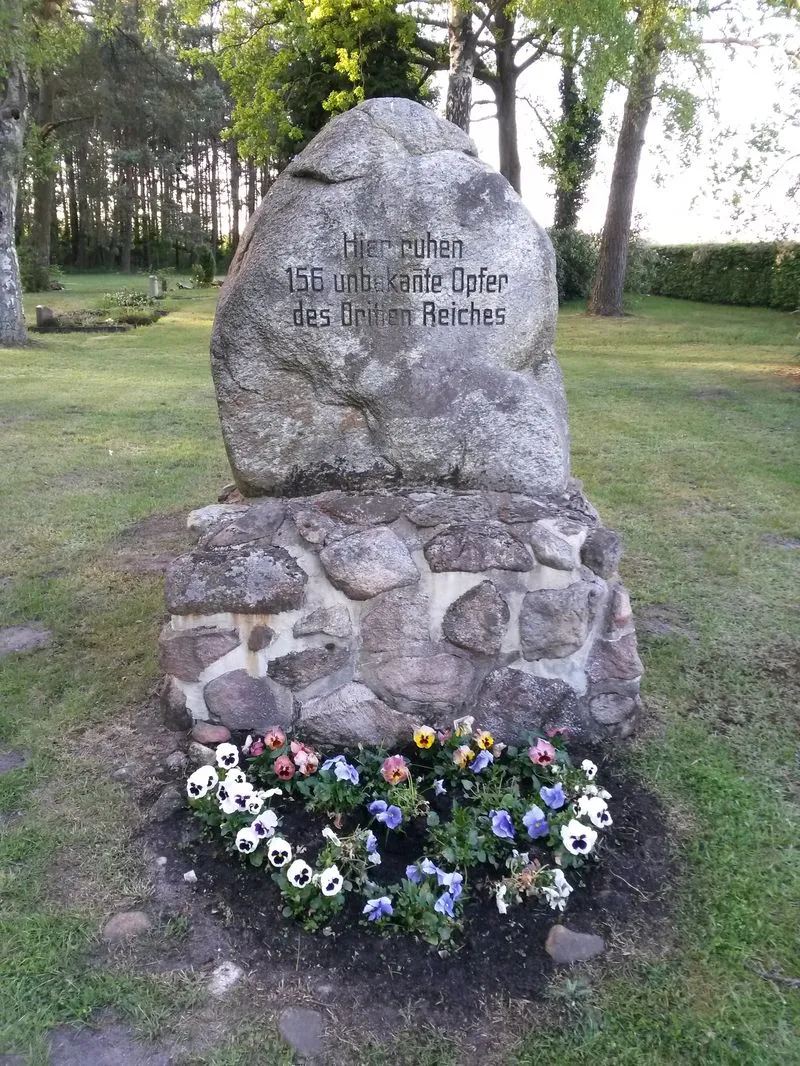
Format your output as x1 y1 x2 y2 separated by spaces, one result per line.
185 719 616 951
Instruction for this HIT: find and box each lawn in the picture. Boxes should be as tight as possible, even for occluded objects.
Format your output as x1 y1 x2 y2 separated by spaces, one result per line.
1 274 798 1064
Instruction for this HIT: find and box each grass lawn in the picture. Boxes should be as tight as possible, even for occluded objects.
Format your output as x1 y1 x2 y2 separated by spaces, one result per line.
1 274 798 1064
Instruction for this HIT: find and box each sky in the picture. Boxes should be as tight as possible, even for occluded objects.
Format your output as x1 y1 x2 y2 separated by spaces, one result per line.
464 8 800 244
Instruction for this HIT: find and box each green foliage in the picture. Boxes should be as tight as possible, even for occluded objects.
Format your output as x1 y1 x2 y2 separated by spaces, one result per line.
101 288 153 309
649 242 800 310
549 228 598 303
191 243 216 285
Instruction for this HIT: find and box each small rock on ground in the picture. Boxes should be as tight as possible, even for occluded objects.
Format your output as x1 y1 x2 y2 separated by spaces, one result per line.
278 1007 325 1059
148 786 184 822
102 910 152 943
207 961 244 997
0 624 52 655
0 750 28 773
545 924 605 965
187 741 216 767
190 721 231 745
164 750 188 773
47 1024 174 1065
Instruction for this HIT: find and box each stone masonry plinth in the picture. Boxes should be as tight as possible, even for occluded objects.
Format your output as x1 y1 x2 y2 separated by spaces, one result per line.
160 483 642 746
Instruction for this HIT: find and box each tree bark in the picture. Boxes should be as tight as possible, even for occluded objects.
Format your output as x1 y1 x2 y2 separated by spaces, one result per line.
588 43 660 316
30 71 57 291
210 137 219 253
0 62 28 346
446 3 475 133
246 159 256 216
229 139 240 252
494 6 521 193
118 162 134 273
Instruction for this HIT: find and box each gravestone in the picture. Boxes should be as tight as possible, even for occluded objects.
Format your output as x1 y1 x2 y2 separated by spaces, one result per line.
148 275 160 299
161 98 643 746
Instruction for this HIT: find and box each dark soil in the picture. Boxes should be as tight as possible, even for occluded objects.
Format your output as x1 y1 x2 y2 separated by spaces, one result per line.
148 745 673 1018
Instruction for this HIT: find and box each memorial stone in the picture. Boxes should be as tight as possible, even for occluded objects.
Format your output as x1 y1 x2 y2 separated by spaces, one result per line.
161 99 643 746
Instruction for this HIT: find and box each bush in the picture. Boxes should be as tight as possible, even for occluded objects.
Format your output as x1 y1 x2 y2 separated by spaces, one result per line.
625 234 660 296
191 243 216 286
101 289 152 310
649 242 800 311
548 228 597 303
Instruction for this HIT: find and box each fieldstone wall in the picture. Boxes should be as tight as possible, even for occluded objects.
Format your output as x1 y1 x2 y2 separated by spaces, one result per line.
160 484 642 746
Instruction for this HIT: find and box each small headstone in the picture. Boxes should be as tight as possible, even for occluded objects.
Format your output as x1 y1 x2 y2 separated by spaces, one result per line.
102 910 152 943
35 305 57 327
148 275 160 299
545 924 605 965
278 1006 325 1059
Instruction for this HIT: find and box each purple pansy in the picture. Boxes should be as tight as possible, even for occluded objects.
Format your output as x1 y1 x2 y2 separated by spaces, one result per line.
368 799 403 829
321 754 360 784
419 858 441 877
405 863 423 884
471 750 494 773
523 805 549 839
363 896 393 921
437 869 464 901
365 830 378 854
490 810 515 840
540 783 566 810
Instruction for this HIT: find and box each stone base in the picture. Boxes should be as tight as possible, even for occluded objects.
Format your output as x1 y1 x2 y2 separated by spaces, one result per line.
160 483 642 746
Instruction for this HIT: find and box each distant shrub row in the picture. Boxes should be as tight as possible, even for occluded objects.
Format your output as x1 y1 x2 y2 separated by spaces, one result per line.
548 229 659 305
647 242 800 311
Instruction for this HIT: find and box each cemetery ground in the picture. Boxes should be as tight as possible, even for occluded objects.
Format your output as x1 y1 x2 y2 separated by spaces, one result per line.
1 273 798 1065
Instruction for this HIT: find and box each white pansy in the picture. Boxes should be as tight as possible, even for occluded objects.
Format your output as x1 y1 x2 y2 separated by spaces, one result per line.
235 827 259 854
186 767 216 799
582 795 612 828
246 794 264 816
322 827 341 846
216 743 239 769
495 884 509 915
242 734 253 755
286 859 313 888
560 818 598 856
367 851 382 866
542 869 573 911
267 837 293 867
433 779 447 796
220 782 254 816
453 714 475 736
581 759 598 780
262 788 282 799
319 864 343 897
252 809 279 839
225 768 247 786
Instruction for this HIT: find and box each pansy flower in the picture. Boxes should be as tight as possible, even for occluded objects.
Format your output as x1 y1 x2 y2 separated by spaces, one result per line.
235 827 259 854
186 767 217 799
225 768 247 786
274 755 295 781
436 728 452 744
436 869 463 901
286 859 313 888
489 809 515 840
474 730 494 750
267 837 293 867
453 715 475 737
433 778 447 796
540 783 566 810
581 759 598 780
363 896 393 921
419 858 442 877
368 799 402 829
249 737 266 757
265 727 286 751
541 869 573 911
380 755 409 785
495 884 509 915
471 749 494 773
413 726 436 749
364 830 379 854
452 744 475 768
522 804 549 840
529 738 556 766
434 892 456 918
405 863 423 884
291 740 319 776
576 795 612 828
560 818 598 856
319 864 343 896
215 742 239 770
321 754 359 784
246 794 264 816
322 827 341 846
252 810 278 839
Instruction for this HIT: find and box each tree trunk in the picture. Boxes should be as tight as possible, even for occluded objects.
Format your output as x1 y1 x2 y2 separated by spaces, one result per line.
552 50 602 231
118 163 134 273
588 44 660 316
246 159 256 217
494 7 520 193
0 62 28 346
210 137 219 254
229 139 240 252
446 3 475 132
29 71 56 291
66 150 79 265
260 164 270 198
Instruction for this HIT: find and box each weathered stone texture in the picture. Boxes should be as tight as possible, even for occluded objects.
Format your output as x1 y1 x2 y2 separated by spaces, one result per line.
442 580 509 654
166 546 307 614
424 522 532 572
293 606 352 639
204 670 294 732
298 682 415 747
472 668 583 741
319 527 419 599
267 645 350 689
158 625 240 681
526 524 576 570
581 527 622 578
519 577 605 660
364 650 474 709
211 97 568 499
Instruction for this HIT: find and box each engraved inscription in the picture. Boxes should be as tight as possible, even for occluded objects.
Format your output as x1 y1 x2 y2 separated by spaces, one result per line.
285 231 509 329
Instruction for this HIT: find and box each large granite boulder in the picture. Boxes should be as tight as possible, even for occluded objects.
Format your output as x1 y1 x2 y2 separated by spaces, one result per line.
212 97 569 498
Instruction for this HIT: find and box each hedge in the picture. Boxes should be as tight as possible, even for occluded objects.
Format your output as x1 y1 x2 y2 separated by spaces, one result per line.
648 242 800 311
